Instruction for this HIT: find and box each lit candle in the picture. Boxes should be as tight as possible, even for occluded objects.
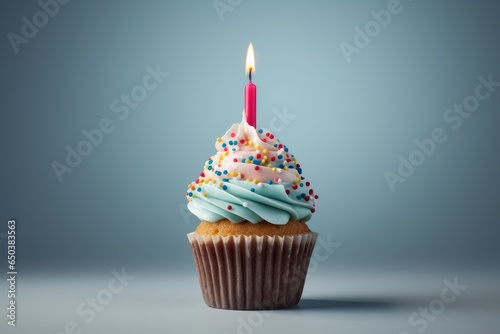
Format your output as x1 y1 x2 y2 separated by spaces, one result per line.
244 43 256 128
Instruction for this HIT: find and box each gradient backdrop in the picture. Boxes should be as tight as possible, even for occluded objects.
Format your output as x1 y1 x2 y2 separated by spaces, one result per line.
1 1 499 333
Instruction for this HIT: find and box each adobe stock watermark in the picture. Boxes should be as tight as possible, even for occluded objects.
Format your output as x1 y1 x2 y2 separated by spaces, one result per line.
308 234 341 273
384 73 499 192
269 106 296 133
179 203 199 226
48 268 135 334
223 235 340 334
339 0 418 64
51 64 169 183
399 277 467 334
213 0 244 21
7 0 71 54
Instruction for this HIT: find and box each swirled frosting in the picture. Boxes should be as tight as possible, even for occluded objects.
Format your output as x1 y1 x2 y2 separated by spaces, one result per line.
186 113 317 225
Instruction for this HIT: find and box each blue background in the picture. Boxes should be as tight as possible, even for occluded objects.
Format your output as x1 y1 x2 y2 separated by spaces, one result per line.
1 1 499 333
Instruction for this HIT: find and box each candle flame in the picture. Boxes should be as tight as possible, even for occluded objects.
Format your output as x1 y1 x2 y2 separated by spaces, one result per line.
245 43 255 76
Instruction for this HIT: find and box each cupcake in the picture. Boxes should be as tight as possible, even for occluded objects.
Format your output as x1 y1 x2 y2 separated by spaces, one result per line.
186 113 318 310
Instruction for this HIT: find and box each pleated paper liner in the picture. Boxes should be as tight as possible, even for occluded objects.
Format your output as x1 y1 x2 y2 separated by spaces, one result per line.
187 232 318 310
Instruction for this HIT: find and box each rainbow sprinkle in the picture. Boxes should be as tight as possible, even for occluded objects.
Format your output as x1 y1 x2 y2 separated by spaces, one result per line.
185 121 318 212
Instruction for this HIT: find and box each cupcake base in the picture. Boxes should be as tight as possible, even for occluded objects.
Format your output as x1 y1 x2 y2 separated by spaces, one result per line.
187 231 318 310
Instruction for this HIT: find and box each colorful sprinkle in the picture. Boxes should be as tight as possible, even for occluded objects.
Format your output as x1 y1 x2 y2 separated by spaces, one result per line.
188 121 318 217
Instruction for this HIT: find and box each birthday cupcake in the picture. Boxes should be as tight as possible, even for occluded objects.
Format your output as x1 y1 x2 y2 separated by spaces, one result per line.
186 113 318 310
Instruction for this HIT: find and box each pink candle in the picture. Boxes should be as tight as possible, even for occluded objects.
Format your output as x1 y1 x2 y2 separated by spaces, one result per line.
244 43 256 128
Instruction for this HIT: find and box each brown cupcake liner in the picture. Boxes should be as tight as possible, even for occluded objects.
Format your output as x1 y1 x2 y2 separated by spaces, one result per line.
187 231 318 310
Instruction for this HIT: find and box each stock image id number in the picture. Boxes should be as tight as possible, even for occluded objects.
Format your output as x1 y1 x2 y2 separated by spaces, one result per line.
8 220 16 270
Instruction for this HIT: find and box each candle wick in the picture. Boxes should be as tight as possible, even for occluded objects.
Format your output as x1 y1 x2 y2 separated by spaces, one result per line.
248 68 252 82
